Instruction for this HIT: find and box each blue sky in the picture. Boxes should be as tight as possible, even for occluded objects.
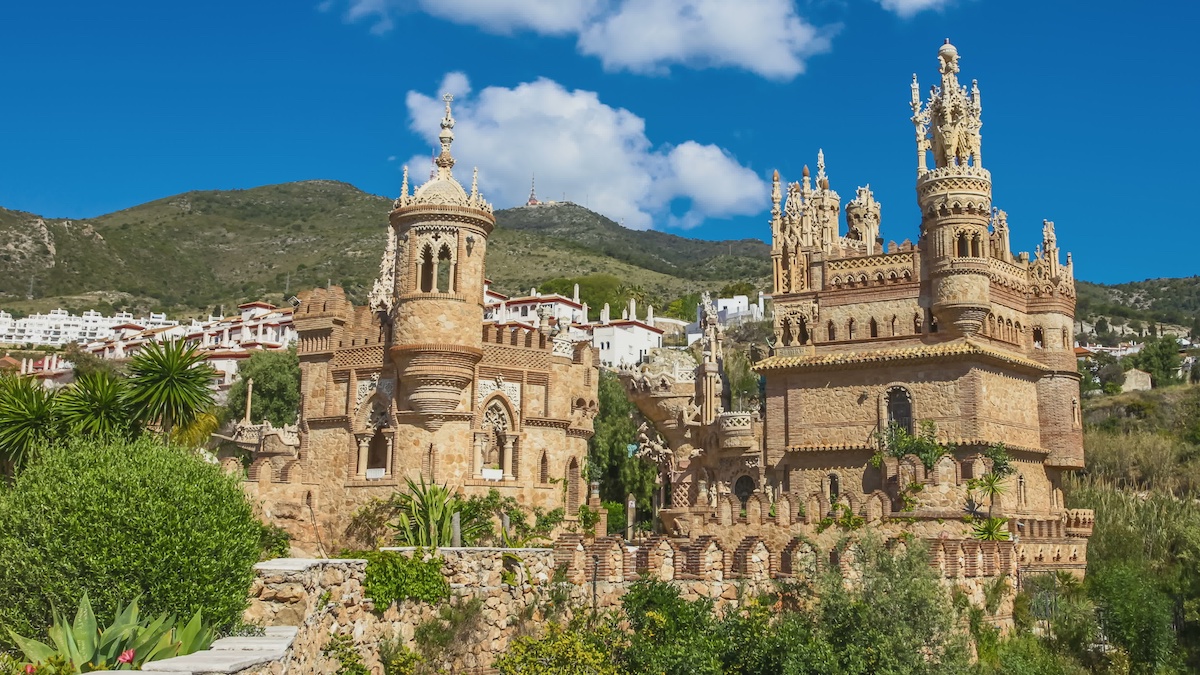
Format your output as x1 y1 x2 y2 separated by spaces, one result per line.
1 0 1196 284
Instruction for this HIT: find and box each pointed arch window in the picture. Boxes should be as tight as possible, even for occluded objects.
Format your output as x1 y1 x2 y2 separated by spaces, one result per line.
827 321 836 341
869 318 879 338
886 386 914 435
436 244 454 293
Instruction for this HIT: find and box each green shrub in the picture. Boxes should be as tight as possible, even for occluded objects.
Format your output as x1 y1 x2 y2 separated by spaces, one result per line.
257 522 292 560
360 550 449 607
322 633 369 675
495 622 619 675
0 436 262 644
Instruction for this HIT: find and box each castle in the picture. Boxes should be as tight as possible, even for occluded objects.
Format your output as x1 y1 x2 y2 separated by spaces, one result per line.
623 40 1092 583
243 96 599 554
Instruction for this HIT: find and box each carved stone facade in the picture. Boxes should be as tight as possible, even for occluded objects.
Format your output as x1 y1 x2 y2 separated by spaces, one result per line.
245 96 598 554
622 41 1090 578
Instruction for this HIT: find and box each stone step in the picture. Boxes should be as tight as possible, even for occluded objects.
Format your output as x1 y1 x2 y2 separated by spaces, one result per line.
137 626 298 674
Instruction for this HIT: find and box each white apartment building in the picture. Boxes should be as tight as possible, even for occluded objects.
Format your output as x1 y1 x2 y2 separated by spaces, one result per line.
0 308 177 347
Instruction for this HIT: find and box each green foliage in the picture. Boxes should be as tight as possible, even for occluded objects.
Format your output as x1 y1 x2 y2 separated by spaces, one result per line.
873 420 950 470
620 578 721 674
389 477 467 549
1126 334 1184 388
0 375 57 472
722 349 760 411
576 505 601 535
0 435 262 644
360 550 449 607
322 633 369 675
971 517 1011 541
1087 562 1177 671
495 621 620 675
257 522 291 560
7 593 213 673
56 371 133 440
588 370 656 520
982 443 1015 478
412 596 483 665
224 346 300 426
379 636 423 675
124 340 216 439
459 488 563 546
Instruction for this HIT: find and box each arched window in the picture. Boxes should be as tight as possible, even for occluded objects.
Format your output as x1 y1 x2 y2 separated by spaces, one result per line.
367 430 388 471
797 318 809 345
828 473 840 503
869 318 879 338
971 234 982 257
418 245 434 293
886 387 913 434
566 457 581 513
734 476 755 508
827 321 836 341
957 233 970 257
890 315 898 336
436 244 453 293
1033 327 1044 349
914 312 923 334
847 318 856 340
539 452 549 484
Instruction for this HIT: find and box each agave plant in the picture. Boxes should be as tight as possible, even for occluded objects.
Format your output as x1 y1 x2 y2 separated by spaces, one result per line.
124 340 216 439
0 375 58 473
7 593 213 673
969 471 1008 518
56 371 133 440
971 516 1011 542
389 477 467 548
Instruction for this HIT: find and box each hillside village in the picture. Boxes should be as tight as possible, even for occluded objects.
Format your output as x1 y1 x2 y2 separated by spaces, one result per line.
3 38 1200 675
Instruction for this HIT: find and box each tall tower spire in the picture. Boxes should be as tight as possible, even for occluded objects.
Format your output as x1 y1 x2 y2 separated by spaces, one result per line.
435 93 457 175
526 174 540 206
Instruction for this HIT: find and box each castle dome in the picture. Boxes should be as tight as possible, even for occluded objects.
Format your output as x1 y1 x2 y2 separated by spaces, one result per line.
394 93 492 214
412 172 469 205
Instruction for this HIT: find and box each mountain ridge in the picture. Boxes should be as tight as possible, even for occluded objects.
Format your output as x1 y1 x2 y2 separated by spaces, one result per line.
0 180 1195 330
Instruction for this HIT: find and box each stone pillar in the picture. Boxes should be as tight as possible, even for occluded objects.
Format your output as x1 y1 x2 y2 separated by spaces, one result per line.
355 436 368 478
502 437 515 480
385 435 394 477
473 434 483 477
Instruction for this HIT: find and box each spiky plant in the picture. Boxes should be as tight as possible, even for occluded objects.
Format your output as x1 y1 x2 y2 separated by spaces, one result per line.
972 517 1011 542
390 477 468 549
0 375 58 473
57 371 134 440
124 341 216 439
973 472 1008 518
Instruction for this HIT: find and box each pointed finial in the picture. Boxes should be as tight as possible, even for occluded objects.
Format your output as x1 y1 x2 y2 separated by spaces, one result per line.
802 165 810 177
435 93 456 171
401 166 409 196
816 149 827 186
470 167 479 200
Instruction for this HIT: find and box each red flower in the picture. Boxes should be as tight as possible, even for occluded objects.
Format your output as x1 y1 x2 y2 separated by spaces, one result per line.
25 665 35 674
117 649 136 664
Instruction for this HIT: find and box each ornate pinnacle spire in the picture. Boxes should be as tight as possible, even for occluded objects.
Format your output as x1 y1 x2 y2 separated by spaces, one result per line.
816 149 830 190
435 93 456 171
470 167 479 202
395 165 410 208
770 170 781 219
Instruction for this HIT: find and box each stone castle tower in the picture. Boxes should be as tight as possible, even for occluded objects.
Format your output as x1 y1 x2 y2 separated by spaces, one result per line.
622 40 1091 587
244 97 600 554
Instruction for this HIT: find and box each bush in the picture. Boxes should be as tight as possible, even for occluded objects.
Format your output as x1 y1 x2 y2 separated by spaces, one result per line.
360 550 449 607
0 436 262 643
495 622 619 675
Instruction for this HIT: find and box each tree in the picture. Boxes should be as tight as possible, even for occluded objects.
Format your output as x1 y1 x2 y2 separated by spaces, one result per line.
0 436 262 644
718 282 757 298
0 376 57 474
1128 335 1182 387
588 371 657 518
971 472 1008 518
1095 317 1110 335
722 349 759 411
224 346 299 427
56 370 134 440
125 340 216 439
495 622 619 675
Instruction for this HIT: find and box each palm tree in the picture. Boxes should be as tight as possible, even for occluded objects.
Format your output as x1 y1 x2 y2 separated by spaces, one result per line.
125 340 216 440
0 375 58 473
57 370 133 439
973 472 1008 518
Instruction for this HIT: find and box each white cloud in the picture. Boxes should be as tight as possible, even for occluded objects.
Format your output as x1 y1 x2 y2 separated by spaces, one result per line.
403 74 768 230
578 0 832 79
332 0 834 79
876 0 957 18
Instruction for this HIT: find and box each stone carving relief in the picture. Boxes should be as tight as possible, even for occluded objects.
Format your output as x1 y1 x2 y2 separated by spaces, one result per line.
477 375 521 409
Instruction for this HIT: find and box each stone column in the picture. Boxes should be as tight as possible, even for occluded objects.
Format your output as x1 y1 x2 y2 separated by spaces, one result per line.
385 435 394 477
502 436 515 480
355 436 369 478
473 434 483 477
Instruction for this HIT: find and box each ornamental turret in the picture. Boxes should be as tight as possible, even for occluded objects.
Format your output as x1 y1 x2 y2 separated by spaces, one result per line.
384 94 495 429
912 40 992 337
845 185 882 255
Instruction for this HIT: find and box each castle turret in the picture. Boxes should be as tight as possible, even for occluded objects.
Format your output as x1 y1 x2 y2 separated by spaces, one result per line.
810 150 841 253
845 185 882 255
388 94 495 428
913 40 991 337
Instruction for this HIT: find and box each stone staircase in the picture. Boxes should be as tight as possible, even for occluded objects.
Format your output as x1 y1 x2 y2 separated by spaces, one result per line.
135 626 298 674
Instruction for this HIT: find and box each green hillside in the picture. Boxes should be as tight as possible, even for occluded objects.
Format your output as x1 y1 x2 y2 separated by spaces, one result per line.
0 181 763 319
0 179 1195 330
